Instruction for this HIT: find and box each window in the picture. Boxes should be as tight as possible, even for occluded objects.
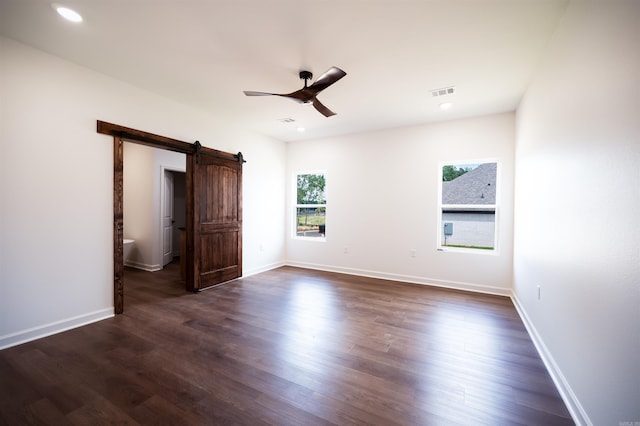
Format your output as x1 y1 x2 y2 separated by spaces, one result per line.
295 173 326 239
438 161 498 252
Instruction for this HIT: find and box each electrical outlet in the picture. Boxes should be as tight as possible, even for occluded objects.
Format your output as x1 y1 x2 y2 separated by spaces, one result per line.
344 247 349 254
259 243 263 252
410 249 416 258
537 285 541 300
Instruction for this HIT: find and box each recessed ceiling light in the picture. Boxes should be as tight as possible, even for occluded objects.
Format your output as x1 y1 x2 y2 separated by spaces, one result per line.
296 127 305 133
52 4 83 22
439 102 452 110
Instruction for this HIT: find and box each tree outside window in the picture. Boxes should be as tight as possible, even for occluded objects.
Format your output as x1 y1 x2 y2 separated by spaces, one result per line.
296 173 326 238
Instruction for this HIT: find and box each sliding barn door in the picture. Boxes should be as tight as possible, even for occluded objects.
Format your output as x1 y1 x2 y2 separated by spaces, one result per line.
187 150 243 291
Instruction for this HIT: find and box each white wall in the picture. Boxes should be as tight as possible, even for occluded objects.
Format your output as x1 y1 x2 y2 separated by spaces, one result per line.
513 1 640 424
123 142 156 269
0 37 287 348
287 112 515 295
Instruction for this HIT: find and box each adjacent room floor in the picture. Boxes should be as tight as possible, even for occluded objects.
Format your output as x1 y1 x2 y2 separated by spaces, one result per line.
0 263 573 425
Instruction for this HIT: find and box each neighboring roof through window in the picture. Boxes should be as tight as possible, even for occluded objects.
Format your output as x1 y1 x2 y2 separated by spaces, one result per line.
442 162 496 205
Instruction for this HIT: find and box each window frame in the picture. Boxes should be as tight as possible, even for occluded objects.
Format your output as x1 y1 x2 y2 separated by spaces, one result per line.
293 171 327 241
437 159 500 255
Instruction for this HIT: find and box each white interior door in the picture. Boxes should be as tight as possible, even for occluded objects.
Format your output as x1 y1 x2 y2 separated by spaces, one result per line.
162 170 174 266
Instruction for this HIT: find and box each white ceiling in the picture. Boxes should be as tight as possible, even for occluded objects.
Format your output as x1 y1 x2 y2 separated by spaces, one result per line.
0 0 568 142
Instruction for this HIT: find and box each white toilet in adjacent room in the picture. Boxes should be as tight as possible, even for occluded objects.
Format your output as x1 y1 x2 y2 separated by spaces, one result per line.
123 239 135 263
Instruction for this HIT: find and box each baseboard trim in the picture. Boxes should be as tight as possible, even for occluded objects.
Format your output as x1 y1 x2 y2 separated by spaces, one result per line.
0 308 114 350
124 260 162 272
285 261 511 297
243 261 287 278
510 294 591 426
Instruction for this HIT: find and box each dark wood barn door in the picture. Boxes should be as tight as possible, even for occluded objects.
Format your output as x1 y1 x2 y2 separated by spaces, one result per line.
187 148 243 291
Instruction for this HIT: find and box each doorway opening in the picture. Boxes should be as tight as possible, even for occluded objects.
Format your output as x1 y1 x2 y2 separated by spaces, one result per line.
122 142 187 274
162 169 187 268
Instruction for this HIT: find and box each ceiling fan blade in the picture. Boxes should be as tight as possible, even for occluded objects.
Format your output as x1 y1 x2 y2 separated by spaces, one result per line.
243 91 279 96
278 88 309 103
308 67 347 94
312 98 336 117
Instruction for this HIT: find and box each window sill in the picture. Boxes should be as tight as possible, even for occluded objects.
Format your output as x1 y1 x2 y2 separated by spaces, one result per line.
437 246 498 256
293 235 326 242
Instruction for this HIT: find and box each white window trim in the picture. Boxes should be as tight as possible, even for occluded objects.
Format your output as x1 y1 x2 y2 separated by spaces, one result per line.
437 159 500 255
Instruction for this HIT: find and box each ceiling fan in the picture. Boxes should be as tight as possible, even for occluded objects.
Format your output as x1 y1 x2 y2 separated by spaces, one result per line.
243 66 347 117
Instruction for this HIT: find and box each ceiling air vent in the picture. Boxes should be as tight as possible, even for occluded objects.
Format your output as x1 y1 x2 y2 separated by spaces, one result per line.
278 118 296 124
431 86 456 97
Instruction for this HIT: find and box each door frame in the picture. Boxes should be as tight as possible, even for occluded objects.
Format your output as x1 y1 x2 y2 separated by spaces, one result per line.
97 120 244 314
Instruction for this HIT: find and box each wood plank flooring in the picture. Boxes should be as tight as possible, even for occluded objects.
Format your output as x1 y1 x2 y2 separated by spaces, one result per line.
0 262 574 425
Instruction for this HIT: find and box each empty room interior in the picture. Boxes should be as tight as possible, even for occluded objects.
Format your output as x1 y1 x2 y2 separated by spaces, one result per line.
0 1 638 425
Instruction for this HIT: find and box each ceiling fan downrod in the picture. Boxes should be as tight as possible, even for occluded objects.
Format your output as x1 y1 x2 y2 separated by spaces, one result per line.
299 70 313 88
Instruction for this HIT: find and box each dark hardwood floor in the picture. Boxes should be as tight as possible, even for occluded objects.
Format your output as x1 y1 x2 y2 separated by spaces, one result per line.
0 262 574 425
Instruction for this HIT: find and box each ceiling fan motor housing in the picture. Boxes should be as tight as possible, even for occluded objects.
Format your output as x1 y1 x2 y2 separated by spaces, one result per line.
299 70 313 81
